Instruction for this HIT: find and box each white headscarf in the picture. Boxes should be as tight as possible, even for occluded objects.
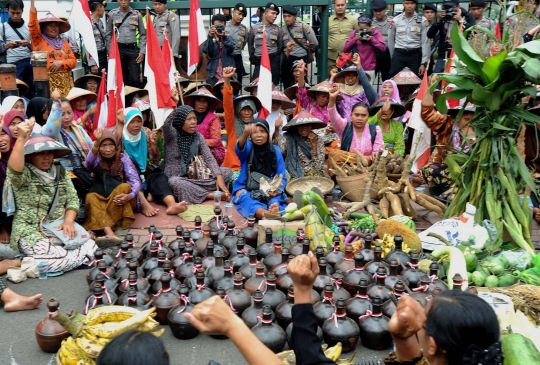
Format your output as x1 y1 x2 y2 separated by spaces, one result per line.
122 107 143 143
1 96 26 115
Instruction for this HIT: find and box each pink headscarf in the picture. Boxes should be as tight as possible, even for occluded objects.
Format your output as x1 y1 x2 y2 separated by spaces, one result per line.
380 80 402 104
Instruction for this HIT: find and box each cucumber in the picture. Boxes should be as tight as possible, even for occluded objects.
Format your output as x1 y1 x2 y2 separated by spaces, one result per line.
350 212 372 219
432 246 469 290
302 190 332 228
502 333 540 365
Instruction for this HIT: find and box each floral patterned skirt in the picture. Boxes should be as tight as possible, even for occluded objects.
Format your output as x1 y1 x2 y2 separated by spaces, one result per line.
421 163 454 197
83 183 136 232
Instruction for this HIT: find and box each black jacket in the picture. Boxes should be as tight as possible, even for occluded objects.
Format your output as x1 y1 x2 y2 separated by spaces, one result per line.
427 9 476 58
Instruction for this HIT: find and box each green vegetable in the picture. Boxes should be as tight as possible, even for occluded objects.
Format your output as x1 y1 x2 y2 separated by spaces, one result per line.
464 254 478 272
282 210 305 220
350 216 377 232
533 253 540 268
498 271 520 287
472 271 487 286
284 203 298 213
482 260 504 275
432 246 468 290
494 255 509 269
467 272 473 284
302 191 332 228
350 212 372 219
502 333 540 365
485 275 499 287
520 267 540 286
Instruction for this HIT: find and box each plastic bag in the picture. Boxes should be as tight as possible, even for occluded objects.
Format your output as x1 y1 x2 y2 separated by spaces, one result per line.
418 219 462 250
496 250 533 271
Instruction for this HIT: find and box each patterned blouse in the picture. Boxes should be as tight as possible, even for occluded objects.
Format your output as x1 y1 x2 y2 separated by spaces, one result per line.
297 87 330 123
8 165 79 249
274 134 327 177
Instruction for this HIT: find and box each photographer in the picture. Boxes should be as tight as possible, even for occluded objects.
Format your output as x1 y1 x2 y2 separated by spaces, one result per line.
343 16 386 79
202 13 236 87
427 0 475 73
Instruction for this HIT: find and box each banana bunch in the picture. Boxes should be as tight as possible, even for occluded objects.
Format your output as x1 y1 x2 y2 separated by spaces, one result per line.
324 342 342 362
375 233 410 258
57 306 163 365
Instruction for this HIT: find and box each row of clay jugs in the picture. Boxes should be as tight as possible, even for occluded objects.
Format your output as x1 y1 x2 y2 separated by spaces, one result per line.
35 299 70 353
242 289 276 328
154 274 181 325
409 275 432 307
400 251 424 289
358 295 391 350
87 260 115 286
84 284 117 314
335 245 355 273
240 248 266 281
168 289 198 340
322 298 359 353
251 305 287 353
343 254 373 296
267 247 290 274
346 279 372 324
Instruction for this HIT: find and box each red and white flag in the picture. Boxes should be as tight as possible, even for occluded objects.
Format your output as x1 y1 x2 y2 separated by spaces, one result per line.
162 31 176 91
94 69 108 131
107 30 124 128
257 28 272 121
70 0 100 68
187 0 206 76
145 12 175 128
408 71 431 172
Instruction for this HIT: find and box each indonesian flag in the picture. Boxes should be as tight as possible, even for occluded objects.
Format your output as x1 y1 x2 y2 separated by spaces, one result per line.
187 0 206 76
257 28 272 121
408 72 431 172
94 69 108 131
162 31 176 91
145 12 175 128
107 31 124 128
443 49 463 109
70 0 99 68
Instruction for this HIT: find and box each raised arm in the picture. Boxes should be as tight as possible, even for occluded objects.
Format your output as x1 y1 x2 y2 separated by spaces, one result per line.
8 119 35 172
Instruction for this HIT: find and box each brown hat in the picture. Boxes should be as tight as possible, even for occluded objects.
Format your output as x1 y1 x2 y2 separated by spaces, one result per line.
24 134 72 158
212 79 242 96
183 87 223 110
271 89 296 109
244 78 260 93
369 97 407 118
392 67 422 85
39 14 71 34
16 79 29 96
283 110 326 131
307 81 342 100
66 87 97 104
283 83 310 101
184 81 213 95
334 65 359 84
74 74 101 89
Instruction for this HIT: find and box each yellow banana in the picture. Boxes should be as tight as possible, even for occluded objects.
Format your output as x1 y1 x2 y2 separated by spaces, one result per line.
85 306 141 325
324 342 342 362
150 328 165 337
58 340 83 365
76 359 96 365
76 337 103 359
84 307 156 339
137 317 159 332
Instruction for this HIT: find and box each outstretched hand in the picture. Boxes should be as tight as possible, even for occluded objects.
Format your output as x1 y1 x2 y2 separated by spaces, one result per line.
184 295 242 336
352 53 362 69
223 66 236 79
287 252 319 303
388 295 427 340
329 85 340 100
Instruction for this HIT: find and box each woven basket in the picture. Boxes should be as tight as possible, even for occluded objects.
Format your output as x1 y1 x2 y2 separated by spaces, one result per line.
285 177 335 196
336 173 380 202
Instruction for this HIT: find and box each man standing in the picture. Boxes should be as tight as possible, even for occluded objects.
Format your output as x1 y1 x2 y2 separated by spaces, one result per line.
225 3 248 83
106 0 146 88
280 5 318 88
388 0 431 77
423 3 437 74
469 0 493 30
87 0 107 76
248 2 282 86
328 0 358 74
202 14 235 87
371 0 393 84
0 0 33 96
152 0 180 59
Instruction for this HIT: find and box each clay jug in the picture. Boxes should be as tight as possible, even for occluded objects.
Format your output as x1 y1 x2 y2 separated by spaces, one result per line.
150 262 181 295
385 258 410 289
261 272 286 312
124 233 142 262
217 216 230 241
244 262 267 295
154 274 181 325
427 261 449 292
208 206 224 232
170 241 187 269
201 242 216 270
271 253 293 278
316 246 334 275
360 234 375 262
263 240 283 271
139 241 160 275
89 273 118 306
114 254 140 283
313 258 332 293
239 248 265 282
382 280 407 318
84 284 115 314
86 260 115 286
314 283 337 326
343 254 374 296
242 289 276 328
288 229 306 256
384 234 411 266
322 298 360 353
275 285 295 329
112 242 131 271
364 244 390 276
366 266 392 303
185 267 213 291
256 228 275 260
145 252 169 285
214 260 234 291
410 275 432 307
251 305 286 353
346 279 373 325
89 272 118 296
334 244 355 273
190 216 204 242
168 225 184 257
91 248 114 267
242 214 259 249
174 246 195 282
154 232 174 259
358 295 392 350
451 273 464 291
188 270 216 305
207 250 226 283
209 229 229 259
139 225 157 261
118 282 152 308
225 272 253 315
325 235 345 268
221 221 239 251
117 263 149 295
331 271 352 300
168 293 199 340
35 299 70 353
229 238 250 270
194 226 211 253
400 252 424 289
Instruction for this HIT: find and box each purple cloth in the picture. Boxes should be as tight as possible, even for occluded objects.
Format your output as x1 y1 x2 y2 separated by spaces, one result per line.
343 28 386 71
0 124 13 187
336 92 370 120
41 31 65 50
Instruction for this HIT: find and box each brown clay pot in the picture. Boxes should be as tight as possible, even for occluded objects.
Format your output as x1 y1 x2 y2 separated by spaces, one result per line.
35 299 70 353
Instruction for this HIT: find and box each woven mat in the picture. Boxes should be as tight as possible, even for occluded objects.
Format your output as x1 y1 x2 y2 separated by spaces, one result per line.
177 204 215 222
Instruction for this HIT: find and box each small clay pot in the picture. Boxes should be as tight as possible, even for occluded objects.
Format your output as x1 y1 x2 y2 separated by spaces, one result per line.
35 299 70 353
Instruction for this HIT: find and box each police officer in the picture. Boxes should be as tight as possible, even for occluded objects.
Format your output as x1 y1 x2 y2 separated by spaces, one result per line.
106 0 146 88
280 5 318 89
469 0 493 31
88 0 107 75
388 0 431 77
248 2 282 86
152 0 180 59
423 3 437 74
371 0 393 83
225 3 248 83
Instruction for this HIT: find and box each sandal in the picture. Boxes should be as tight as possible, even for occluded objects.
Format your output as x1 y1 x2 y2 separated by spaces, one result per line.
95 236 122 248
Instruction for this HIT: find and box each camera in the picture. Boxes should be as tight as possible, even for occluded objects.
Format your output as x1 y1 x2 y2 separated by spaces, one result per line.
357 29 372 42
215 24 224 34
443 7 457 21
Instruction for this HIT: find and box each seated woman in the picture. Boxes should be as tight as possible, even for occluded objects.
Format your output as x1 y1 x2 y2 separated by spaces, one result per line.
330 54 379 120
0 123 14 244
420 90 475 199
1 96 26 115
66 87 97 136
273 111 327 179
120 107 187 216
183 87 226 165
233 119 287 219
328 85 384 159
7 122 96 273
84 129 141 242
368 97 406 156
74 74 100 95
283 80 307 119
28 0 76 97
162 105 232 205
222 66 261 171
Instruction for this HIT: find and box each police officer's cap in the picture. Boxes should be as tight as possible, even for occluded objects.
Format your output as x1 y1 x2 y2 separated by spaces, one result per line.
234 3 247 16
265 2 280 14
370 0 388 11
89 0 107 6
423 3 437 12
469 0 486 7
153 0 167 4
443 0 459 6
282 5 298 16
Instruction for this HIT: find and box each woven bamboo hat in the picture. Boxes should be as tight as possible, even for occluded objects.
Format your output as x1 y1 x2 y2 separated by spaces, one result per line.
183 87 223 110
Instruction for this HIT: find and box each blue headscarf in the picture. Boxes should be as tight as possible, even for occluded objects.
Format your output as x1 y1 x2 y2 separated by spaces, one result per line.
122 107 148 171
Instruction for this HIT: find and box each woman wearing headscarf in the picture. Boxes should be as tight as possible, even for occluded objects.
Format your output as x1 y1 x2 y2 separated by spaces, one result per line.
368 97 406 156
0 123 14 244
183 87 226 165
1 96 26 116
222 66 261 171
120 107 188 216
4 110 26 147
233 119 287 219
7 120 96 273
163 105 232 204
273 111 327 179
84 128 141 243
65 87 97 136
26 97 49 127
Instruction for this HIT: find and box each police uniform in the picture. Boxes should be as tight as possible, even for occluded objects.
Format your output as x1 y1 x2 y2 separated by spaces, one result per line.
387 7 431 78
371 0 393 83
106 5 146 88
153 9 180 58
226 3 248 83
280 5 318 88
247 2 283 86
87 0 107 75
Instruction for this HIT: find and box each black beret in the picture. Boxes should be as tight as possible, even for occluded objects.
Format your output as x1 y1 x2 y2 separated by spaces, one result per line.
153 0 167 4
469 0 486 7
234 3 247 16
443 0 459 6
282 5 297 16
423 3 437 12
265 2 280 14
89 0 106 5
370 0 388 11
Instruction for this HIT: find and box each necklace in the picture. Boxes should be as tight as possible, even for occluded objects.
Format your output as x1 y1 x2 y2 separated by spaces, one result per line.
381 121 390 133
